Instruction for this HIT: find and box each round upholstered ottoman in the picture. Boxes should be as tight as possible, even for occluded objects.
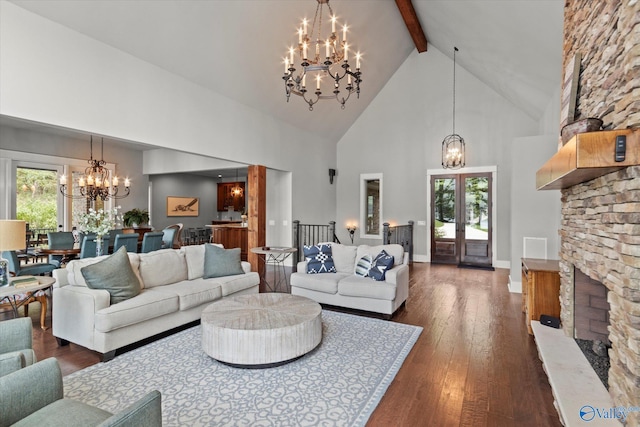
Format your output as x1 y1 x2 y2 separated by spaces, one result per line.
201 293 322 367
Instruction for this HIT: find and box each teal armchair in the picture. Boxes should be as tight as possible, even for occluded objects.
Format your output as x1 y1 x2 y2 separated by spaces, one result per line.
0 357 162 427
0 317 36 377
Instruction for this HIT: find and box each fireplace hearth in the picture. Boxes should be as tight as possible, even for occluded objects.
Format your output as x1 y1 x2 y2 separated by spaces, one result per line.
576 338 610 389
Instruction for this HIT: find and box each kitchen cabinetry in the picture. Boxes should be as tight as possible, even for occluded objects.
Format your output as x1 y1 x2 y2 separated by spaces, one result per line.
210 225 248 261
217 182 245 212
522 258 561 335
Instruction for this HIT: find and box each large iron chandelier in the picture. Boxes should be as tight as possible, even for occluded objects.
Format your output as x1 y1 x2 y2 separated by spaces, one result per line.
441 47 466 169
282 0 362 111
59 136 130 201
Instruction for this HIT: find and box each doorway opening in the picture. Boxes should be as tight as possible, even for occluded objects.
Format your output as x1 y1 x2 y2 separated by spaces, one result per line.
429 172 493 269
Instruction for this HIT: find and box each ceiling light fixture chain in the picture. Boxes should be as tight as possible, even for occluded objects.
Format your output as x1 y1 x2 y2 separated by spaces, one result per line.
59 135 131 201
441 46 465 169
282 0 362 111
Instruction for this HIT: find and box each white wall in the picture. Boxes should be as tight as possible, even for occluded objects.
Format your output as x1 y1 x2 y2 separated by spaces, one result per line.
266 168 293 250
0 2 336 225
509 135 561 292
538 84 562 137
336 47 539 264
0 126 148 215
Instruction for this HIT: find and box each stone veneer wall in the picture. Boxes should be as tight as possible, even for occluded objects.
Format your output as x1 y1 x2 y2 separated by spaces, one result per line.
564 0 640 130
560 0 640 423
559 167 640 419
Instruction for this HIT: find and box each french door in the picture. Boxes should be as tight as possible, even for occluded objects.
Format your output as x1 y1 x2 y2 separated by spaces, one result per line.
430 172 493 268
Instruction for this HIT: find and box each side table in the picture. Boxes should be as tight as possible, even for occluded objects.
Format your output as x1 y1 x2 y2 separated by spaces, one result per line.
0 276 55 330
249 247 297 293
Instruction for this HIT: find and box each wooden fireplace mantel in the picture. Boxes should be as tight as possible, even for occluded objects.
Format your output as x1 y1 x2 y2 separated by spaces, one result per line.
536 128 640 190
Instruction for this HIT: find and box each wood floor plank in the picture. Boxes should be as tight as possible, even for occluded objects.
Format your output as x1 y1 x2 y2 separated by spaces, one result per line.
0 263 562 426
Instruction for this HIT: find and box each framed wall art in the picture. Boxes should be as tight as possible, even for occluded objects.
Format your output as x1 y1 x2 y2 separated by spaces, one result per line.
167 196 199 217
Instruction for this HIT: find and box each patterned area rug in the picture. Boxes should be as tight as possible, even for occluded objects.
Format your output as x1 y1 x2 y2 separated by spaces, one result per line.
63 310 422 427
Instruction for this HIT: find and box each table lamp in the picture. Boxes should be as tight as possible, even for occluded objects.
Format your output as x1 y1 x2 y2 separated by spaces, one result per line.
0 220 26 287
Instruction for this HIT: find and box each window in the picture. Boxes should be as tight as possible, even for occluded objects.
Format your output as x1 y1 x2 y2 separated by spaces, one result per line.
360 173 382 239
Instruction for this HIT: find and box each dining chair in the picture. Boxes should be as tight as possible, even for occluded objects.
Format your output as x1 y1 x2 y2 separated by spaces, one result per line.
162 223 183 249
141 232 164 253
79 235 110 258
196 228 207 244
1 251 55 277
161 227 176 250
46 232 75 268
113 233 138 253
107 229 124 254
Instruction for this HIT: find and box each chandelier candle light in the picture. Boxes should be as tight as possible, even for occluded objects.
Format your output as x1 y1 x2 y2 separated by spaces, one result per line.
282 0 362 110
441 47 466 169
59 136 130 201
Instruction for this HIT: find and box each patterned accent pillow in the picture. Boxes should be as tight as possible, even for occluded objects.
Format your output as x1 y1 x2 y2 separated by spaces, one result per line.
368 250 395 281
355 254 372 277
304 244 336 274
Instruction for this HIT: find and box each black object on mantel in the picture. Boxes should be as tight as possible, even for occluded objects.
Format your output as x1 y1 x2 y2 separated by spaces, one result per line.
540 314 561 329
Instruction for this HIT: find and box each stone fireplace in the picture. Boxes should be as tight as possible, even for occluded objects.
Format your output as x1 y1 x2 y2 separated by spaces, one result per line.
558 167 640 421
573 269 611 346
555 0 640 424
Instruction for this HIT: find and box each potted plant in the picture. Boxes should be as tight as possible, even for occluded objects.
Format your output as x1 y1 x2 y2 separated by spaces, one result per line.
123 208 149 228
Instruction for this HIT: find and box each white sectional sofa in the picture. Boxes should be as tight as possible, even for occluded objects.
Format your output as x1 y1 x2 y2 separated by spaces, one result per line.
52 244 259 361
290 243 409 318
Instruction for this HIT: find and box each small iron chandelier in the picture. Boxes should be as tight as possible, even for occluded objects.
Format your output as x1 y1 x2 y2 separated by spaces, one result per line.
282 0 362 111
59 136 130 201
230 169 243 197
442 47 465 169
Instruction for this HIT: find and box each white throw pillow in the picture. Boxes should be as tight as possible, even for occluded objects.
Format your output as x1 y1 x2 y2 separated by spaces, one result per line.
316 242 357 274
138 249 187 288
354 254 372 277
181 244 223 280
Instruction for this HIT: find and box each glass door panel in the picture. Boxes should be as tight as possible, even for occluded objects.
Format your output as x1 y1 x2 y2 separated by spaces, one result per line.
461 175 492 267
431 176 458 264
463 176 489 241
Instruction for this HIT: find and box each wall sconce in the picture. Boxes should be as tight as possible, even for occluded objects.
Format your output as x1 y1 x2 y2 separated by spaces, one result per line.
346 224 357 244
329 168 336 184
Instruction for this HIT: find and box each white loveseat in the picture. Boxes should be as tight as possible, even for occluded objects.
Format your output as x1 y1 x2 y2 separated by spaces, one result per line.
52 244 259 361
290 243 409 318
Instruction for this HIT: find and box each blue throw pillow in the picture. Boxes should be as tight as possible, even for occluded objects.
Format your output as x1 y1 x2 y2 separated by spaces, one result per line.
203 244 244 278
368 250 395 281
81 246 141 304
304 244 336 274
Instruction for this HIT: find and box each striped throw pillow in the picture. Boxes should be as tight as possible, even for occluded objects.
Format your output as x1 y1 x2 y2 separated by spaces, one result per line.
355 254 372 277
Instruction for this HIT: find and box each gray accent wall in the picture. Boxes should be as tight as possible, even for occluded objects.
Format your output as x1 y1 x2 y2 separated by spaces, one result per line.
149 173 221 231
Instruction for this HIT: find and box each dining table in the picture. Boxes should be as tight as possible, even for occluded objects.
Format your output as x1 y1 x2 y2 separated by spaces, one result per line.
36 247 81 265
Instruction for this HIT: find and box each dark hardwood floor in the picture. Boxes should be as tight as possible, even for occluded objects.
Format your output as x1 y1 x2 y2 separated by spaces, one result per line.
1 263 561 427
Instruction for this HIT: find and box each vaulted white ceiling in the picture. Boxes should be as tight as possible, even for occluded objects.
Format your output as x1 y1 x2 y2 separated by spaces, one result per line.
8 0 564 142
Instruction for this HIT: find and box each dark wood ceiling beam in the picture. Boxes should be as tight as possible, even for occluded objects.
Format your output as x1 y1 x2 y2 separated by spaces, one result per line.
395 0 428 53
